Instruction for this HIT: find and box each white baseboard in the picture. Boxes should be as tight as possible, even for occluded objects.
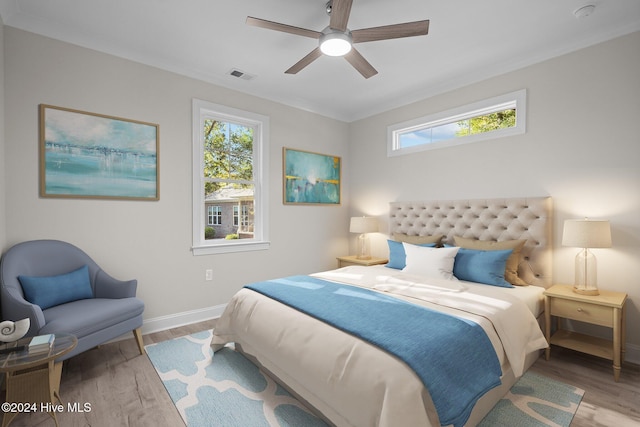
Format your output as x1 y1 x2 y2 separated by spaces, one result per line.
107 304 227 344
140 304 227 335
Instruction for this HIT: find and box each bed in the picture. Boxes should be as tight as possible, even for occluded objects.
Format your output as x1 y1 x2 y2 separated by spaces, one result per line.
211 197 552 427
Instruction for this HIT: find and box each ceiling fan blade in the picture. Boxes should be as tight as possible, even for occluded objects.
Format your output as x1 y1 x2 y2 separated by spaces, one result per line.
285 48 323 75
246 16 322 39
329 0 353 32
352 20 429 43
344 48 378 79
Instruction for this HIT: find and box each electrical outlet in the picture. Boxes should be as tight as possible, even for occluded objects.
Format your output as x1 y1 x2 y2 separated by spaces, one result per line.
205 269 213 281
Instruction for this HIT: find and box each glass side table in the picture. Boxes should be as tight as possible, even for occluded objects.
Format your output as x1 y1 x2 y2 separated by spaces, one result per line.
0 333 77 427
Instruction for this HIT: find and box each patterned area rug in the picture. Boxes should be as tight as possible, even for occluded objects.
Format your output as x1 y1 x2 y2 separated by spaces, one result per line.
146 330 584 427
478 371 584 427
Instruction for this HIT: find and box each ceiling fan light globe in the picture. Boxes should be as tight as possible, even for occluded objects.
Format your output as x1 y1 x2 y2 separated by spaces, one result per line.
320 33 352 56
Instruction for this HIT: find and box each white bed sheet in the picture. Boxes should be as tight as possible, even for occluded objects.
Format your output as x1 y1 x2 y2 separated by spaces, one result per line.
211 266 548 427
313 266 547 377
506 282 546 317
317 265 545 317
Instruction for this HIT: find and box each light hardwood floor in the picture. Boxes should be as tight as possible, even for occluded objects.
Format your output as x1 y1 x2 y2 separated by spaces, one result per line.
3 319 639 426
529 346 640 427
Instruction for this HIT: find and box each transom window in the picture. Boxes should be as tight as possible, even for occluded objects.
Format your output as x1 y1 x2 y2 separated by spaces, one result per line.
388 90 526 156
192 99 269 255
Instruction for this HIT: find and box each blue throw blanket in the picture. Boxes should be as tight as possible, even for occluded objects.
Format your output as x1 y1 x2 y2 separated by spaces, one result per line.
246 275 502 427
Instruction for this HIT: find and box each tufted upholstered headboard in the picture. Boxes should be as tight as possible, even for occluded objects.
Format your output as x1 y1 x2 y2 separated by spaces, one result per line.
389 197 553 288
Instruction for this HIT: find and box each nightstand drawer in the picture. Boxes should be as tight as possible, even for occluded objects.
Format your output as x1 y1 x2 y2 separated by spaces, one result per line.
550 298 613 327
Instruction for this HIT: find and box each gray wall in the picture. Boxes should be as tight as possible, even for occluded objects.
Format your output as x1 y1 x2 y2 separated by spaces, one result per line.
2 27 350 324
349 32 640 362
2 23 639 362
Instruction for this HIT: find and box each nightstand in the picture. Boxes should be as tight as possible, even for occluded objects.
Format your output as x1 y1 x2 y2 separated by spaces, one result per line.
544 284 627 381
337 255 388 268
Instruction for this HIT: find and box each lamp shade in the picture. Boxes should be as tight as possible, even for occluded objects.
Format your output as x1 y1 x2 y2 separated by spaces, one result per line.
562 219 612 248
350 217 378 234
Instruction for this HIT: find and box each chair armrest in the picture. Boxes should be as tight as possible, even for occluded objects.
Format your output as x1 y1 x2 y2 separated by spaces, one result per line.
1 286 46 336
94 269 138 299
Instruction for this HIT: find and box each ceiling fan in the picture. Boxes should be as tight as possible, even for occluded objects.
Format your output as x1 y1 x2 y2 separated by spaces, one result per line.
246 0 429 79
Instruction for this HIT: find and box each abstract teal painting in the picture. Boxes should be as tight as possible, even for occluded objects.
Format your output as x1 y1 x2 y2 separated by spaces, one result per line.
39 105 159 200
283 148 341 205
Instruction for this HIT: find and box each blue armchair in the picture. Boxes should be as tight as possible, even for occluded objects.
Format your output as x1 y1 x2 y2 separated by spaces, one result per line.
0 240 145 360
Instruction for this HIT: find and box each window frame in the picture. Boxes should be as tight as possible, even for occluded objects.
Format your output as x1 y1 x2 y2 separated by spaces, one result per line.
387 89 526 157
192 99 270 255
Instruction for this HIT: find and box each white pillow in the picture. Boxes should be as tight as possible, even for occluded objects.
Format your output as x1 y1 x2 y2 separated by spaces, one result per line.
402 243 460 280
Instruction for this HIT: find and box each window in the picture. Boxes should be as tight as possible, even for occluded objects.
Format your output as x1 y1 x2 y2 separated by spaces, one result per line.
241 205 250 228
208 206 222 225
233 205 239 226
192 99 269 255
233 205 251 228
388 89 526 156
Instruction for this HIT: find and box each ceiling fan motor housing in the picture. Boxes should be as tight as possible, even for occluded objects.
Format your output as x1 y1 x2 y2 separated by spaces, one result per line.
320 27 353 56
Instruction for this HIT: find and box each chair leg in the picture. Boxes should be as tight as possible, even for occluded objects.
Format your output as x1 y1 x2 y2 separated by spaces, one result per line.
133 328 145 355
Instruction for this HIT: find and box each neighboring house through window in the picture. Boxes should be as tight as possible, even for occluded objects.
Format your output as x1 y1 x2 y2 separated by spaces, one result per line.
205 188 254 238
192 99 269 254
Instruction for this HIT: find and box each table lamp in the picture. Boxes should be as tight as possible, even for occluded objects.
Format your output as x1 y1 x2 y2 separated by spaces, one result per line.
562 218 612 295
350 217 378 260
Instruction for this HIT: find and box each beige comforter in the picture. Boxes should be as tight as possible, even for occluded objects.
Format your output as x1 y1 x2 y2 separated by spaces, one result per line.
211 266 548 427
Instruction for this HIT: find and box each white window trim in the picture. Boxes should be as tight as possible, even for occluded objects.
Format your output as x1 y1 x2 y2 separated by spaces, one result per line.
192 99 270 255
387 89 527 157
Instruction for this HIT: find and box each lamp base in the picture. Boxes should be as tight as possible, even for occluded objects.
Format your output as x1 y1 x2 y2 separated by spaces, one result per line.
573 286 599 296
356 233 371 260
573 248 599 296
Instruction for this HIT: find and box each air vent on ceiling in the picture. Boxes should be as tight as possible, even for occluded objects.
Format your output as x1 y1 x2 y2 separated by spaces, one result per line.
228 68 256 81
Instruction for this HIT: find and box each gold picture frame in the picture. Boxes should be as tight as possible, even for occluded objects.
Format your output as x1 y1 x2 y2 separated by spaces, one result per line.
39 104 159 200
283 147 341 205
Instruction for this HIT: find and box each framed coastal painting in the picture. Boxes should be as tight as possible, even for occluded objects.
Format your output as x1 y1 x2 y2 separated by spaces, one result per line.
283 147 341 205
39 105 159 200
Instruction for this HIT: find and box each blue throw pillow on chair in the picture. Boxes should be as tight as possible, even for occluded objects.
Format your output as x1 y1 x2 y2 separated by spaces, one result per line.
19 265 94 310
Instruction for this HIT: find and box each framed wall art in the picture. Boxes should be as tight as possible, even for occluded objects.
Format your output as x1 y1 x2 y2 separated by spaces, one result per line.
39 104 159 200
283 147 341 205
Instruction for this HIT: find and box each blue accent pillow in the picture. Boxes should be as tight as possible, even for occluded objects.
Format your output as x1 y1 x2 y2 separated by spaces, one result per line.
386 240 436 269
453 248 515 288
19 265 93 310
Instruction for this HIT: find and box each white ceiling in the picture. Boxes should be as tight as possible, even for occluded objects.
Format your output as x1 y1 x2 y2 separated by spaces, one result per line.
1 0 639 122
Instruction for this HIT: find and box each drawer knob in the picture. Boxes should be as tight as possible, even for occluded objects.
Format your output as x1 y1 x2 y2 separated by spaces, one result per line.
577 307 583 312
